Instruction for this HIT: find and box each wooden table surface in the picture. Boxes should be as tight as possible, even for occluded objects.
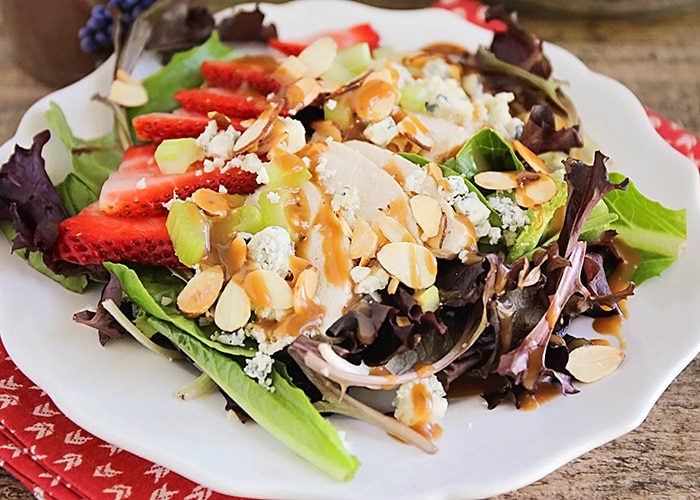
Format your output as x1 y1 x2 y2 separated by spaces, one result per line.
0 1 698 498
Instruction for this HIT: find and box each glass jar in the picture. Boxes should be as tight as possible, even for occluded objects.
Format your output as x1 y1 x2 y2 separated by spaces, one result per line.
1 0 108 88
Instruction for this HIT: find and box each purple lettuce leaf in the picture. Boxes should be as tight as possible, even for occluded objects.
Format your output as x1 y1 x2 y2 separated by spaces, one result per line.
518 104 584 154
73 272 129 345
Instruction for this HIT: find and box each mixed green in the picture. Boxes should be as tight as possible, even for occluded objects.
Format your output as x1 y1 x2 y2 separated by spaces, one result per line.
0 3 687 482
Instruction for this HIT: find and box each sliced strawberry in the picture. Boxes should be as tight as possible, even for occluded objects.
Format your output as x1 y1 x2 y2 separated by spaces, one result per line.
53 203 179 268
201 57 282 94
174 87 272 119
132 110 246 144
98 147 259 218
268 23 381 56
133 111 210 143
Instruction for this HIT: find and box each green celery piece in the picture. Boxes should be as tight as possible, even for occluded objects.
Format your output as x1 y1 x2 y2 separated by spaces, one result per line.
0 221 88 293
507 179 568 262
603 172 687 285
104 262 254 357
449 128 525 179
127 31 236 121
45 102 123 213
148 317 360 482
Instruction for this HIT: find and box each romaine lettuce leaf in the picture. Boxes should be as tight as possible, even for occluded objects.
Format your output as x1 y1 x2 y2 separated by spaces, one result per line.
444 128 524 178
148 317 360 482
604 172 686 284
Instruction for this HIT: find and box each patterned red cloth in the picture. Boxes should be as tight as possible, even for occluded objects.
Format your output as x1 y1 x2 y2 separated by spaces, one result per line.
1 2 698 499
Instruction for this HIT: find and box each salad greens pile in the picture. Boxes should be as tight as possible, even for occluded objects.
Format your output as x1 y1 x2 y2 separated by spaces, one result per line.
0 2 687 482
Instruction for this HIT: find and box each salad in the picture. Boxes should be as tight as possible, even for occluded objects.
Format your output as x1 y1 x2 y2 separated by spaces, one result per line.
0 1 687 484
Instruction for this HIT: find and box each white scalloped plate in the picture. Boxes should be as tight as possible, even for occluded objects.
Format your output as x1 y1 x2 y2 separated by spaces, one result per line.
1 1 699 499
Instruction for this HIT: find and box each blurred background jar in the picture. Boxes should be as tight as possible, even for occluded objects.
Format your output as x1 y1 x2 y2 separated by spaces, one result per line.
481 0 700 17
1 0 110 88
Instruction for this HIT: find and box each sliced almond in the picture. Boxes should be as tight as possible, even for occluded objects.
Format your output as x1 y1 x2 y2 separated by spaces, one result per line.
177 265 225 318
109 69 148 107
396 115 434 151
374 212 415 243
298 36 338 79
191 188 230 217
311 119 344 143
376 241 437 290
473 171 520 191
409 194 443 239
233 104 281 154
293 267 319 313
349 216 379 260
354 78 399 122
214 279 251 332
512 139 550 174
515 173 558 207
244 268 294 310
566 344 625 383
286 77 324 113
222 235 248 276
273 55 307 85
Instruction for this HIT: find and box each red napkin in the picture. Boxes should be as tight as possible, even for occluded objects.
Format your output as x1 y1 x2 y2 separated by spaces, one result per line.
1 1 698 499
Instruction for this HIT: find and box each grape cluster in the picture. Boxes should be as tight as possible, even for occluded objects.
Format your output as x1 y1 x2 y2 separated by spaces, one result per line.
79 0 157 53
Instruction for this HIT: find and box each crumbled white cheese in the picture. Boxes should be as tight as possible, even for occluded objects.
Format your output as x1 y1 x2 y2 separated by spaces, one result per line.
331 186 360 225
488 194 530 246
136 177 147 190
421 74 475 126
392 375 448 427
404 168 429 195
196 122 240 160
247 226 294 277
266 191 281 204
203 157 225 173
363 116 398 146
235 153 269 185
244 351 274 390
326 98 338 110
443 175 500 244
277 117 307 153
211 329 247 346
421 58 455 80
351 264 390 296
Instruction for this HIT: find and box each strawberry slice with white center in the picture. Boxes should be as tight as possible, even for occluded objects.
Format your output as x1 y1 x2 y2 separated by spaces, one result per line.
98 145 259 218
52 203 180 268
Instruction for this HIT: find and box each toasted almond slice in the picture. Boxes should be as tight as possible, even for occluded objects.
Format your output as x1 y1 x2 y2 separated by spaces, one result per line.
374 212 415 243
177 265 225 318
566 344 625 383
293 267 319 313
473 171 520 191
376 241 437 290
513 139 549 173
109 69 148 107
233 104 281 154
286 77 324 112
222 235 247 276
409 194 443 239
273 55 307 86
214 279 251 332
191 188 230 217
298 36 338 79
349 216 379 260
244 268 294 310
396 115 434 151
311 119 344 143
515 173 558 207
355 78 399 122
207 111 232 129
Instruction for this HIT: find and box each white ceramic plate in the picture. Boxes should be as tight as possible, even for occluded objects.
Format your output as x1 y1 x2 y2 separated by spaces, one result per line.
1 1 699 499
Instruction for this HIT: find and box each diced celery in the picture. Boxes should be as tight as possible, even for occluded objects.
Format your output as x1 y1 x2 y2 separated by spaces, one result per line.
322 43 373 83
324 97 354 129
399 82 428 113
266 151 312 189
166 200 209 267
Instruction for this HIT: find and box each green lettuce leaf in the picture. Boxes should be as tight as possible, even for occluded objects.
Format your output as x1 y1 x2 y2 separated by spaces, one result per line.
127 31 236 121
604 172 687 284
444 128 524 179
104 262 254 357
149 317 360 482
44 102 123 215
